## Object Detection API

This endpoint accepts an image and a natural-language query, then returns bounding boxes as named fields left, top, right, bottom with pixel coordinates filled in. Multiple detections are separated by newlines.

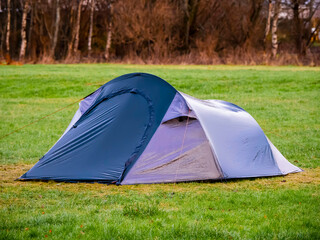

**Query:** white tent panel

left=181, top=93, right=294, bottom=178
left=266, top=137, right=302, bottom=174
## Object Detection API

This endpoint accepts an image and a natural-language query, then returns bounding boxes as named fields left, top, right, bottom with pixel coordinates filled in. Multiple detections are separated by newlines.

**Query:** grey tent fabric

left=122, top=93, right=221, bottom=184
left=266, top=137, right=302, bottom=174
left=161, top=92, right=196, bottom=122
left=181, top=93, right=301, bottom=179
left=20, top=73, right=302, bottom=184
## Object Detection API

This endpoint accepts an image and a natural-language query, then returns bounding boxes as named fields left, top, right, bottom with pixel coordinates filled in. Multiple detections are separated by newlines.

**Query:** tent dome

left=20, top=73, right=301, bottom=184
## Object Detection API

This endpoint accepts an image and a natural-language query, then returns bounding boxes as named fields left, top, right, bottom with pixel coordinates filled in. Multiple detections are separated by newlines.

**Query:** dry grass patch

left=1, top=164, right=319, bottom=197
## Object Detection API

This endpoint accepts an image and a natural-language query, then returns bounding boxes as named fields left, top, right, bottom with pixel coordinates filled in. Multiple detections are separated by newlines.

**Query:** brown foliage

left=0, top=0, right=319, bottom=65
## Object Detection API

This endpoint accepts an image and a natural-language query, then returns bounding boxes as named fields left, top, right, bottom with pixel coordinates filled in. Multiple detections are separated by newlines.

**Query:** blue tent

left=20, top=73, right=301, bottom=184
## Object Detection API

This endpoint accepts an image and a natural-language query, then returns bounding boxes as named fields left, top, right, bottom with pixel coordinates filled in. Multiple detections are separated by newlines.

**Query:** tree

left=264, top=0, right=272, bottom=50
left=289, top=0, right=320, bottom=55
left=271, top=0, right=281, bottom=58
left=5, top=0, right=11, bottom=55
left=104, top=0, right=113, bottom=61
left=303, top=0, right=320, bottom=53
left=1, top=0, right=319, bottom=64
left=183, top=0, right=199, bottom=50
left=50, top=0, right=60, bottom=59
left=239, top=0, right=264, bottom=48
left=67, top=0, right=83, bottom=59
left=73, top=0, right=83, bottom=53
left=88, top=0, right=95, bottom=57
left=19, top=0, right=30, bottom=60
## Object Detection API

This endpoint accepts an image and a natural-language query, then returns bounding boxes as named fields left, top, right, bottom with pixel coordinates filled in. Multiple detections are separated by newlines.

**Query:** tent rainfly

left=20, top=73, right=302, bottom=184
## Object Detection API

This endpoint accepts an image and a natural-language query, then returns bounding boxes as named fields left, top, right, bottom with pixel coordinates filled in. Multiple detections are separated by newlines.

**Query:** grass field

left=0, top=64, right=319, bottom=239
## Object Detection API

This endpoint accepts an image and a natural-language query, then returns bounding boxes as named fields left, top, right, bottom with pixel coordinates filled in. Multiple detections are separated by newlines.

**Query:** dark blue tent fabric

left=20, top=73, right=177, bottom=183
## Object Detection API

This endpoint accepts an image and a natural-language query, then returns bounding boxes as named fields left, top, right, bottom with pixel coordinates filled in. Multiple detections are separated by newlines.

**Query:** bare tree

left=240, top=0, right=264, bottom=48
left=12, top=0, right=18, bottom=53
left=104, top=0, right=113, bottom=61
left=67, top=1, right=76, bottom=59
left=73, top=0, right=83, bottom=53
left=303, top=0, right=320, bottom=53
left=1, top=0, right=319, bottom=64
left=67, top=0, right=83, bottom=59
left=291, top=0, right=302, bottom=53
left=50, top=0, right=60, bottom=59
left=288, top=0, right=320, bottom=55
left=271, top=0, right=281, bottom=58
left=183, top=0, right=199, bottom=50
left=264, top=0, right=272, bottom=50
left=19, top=0, right=30, bottom=60
left=5, top=0, right=11, bottom=55
left=88, top=0, right=95, bottom=57
left=27, top=0, right=34, bottom=51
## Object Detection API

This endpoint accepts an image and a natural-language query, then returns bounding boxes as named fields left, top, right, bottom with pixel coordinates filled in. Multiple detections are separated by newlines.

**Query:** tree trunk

left=183, top=0, right=198, bottom=50
left=271, top=0, right=280, bottom=58
left=50, top=0, right=60, bottom=59
left=240, top=0, right=264, bottom=48
left=292, top=1, right=301, bottom=54
left=27, top=1, right=34, bottom=52
left=67, top=2, right=76, bottom=59
left=88, top=0, right=95, bottom=57
left=302, top=0, right=319, bottom=55
left=19, top=0, right=30, bottom=60
left=73, top=0, right=83, bottom=53
left=12, top=0, right=17, bottom=53
left=264, top=0, right=272, bottom=50
left=27, top=2, right=37, bottom=61
left=104, top=0, right=113, bottom=61
left=0, top=24, right=5, bottom=57
left=5, top=0, right=11, bottom=54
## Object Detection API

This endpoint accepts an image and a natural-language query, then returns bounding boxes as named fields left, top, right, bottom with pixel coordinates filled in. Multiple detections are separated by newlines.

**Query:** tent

left=20, top=73, right=302, bottom=184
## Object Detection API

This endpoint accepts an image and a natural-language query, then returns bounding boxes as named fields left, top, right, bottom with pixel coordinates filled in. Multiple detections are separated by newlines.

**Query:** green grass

left=0, top=64, right=319, bottom=239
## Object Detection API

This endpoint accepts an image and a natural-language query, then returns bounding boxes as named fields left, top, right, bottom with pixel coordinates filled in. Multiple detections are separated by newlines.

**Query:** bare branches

left=2, top=0, right=320, bottom=64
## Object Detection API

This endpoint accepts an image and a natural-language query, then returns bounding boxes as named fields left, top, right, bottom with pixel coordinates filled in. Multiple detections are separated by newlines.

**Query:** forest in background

left=1, top=0, right=320, bottom=65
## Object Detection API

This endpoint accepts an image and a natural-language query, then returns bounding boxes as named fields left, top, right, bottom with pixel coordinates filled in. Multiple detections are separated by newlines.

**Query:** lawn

left=0, top=64, right=319, bottom=239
